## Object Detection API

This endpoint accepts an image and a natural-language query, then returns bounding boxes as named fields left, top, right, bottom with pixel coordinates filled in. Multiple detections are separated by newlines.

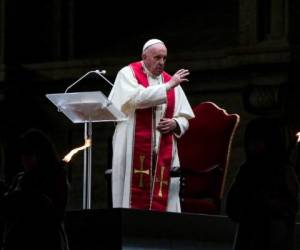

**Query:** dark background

left=0, top=0, right=300, bottom=212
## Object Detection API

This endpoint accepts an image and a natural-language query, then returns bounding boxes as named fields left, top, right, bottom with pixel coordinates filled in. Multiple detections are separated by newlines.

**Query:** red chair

left=178, top=101, right=240, bottom=214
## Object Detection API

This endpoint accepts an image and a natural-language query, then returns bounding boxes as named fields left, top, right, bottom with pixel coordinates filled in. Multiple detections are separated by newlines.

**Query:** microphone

left=64, top=69, right=113, bottom=93
left=94, top=70, right=114, bottom=87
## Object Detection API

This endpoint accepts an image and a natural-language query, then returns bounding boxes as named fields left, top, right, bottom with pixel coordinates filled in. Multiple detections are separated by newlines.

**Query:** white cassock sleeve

left=108, top=66, right=168, bottom=115
left=172, top=85, right=195, bottom=137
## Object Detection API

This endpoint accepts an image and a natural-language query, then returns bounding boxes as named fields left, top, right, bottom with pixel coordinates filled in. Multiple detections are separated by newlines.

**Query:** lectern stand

left=46, top=91, right=126, bottom=209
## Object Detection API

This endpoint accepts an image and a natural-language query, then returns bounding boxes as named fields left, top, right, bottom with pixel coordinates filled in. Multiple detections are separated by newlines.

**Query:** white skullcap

left=142, top=39, right=164, bottom=52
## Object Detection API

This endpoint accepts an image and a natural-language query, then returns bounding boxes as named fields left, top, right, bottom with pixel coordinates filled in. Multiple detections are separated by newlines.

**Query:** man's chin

left=155, top=69, right=163, bottom=76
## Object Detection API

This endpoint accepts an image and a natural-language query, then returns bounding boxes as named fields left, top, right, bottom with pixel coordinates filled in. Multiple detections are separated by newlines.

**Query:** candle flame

left=296, top=132, right=300, bottom=143
left=63, top=138, right=92, bottom=163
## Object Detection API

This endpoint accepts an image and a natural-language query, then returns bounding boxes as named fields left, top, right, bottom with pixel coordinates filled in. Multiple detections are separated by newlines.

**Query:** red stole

left=130, top=61, right=175, bottom=211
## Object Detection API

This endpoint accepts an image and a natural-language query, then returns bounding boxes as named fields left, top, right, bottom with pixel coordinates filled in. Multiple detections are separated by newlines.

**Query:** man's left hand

left=157, top=118, right=177, bottom=134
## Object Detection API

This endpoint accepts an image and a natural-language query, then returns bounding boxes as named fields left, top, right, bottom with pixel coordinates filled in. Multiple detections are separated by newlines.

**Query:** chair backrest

left=178, top=101, right=240, bottom=214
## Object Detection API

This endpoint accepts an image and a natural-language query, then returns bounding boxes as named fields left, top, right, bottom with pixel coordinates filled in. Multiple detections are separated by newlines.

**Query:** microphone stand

left=64, top=69, right=111, bottom=93
left=63, top=69, right=112, bottom=209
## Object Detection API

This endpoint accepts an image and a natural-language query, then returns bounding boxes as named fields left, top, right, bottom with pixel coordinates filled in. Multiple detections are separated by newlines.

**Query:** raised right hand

left=166, top=69, right=190, bottom=90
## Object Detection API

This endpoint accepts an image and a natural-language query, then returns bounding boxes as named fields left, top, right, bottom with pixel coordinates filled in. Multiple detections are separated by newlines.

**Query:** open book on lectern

left=46, top=91, right=127, bottom=123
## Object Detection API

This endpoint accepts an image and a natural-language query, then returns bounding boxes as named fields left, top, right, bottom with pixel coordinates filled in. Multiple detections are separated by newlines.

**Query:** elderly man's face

left=142, top=43, right=167, bottom=76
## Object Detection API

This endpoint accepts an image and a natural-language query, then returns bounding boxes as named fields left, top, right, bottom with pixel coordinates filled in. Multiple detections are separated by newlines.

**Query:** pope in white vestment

left=108, top=40, right=194, bottom=212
